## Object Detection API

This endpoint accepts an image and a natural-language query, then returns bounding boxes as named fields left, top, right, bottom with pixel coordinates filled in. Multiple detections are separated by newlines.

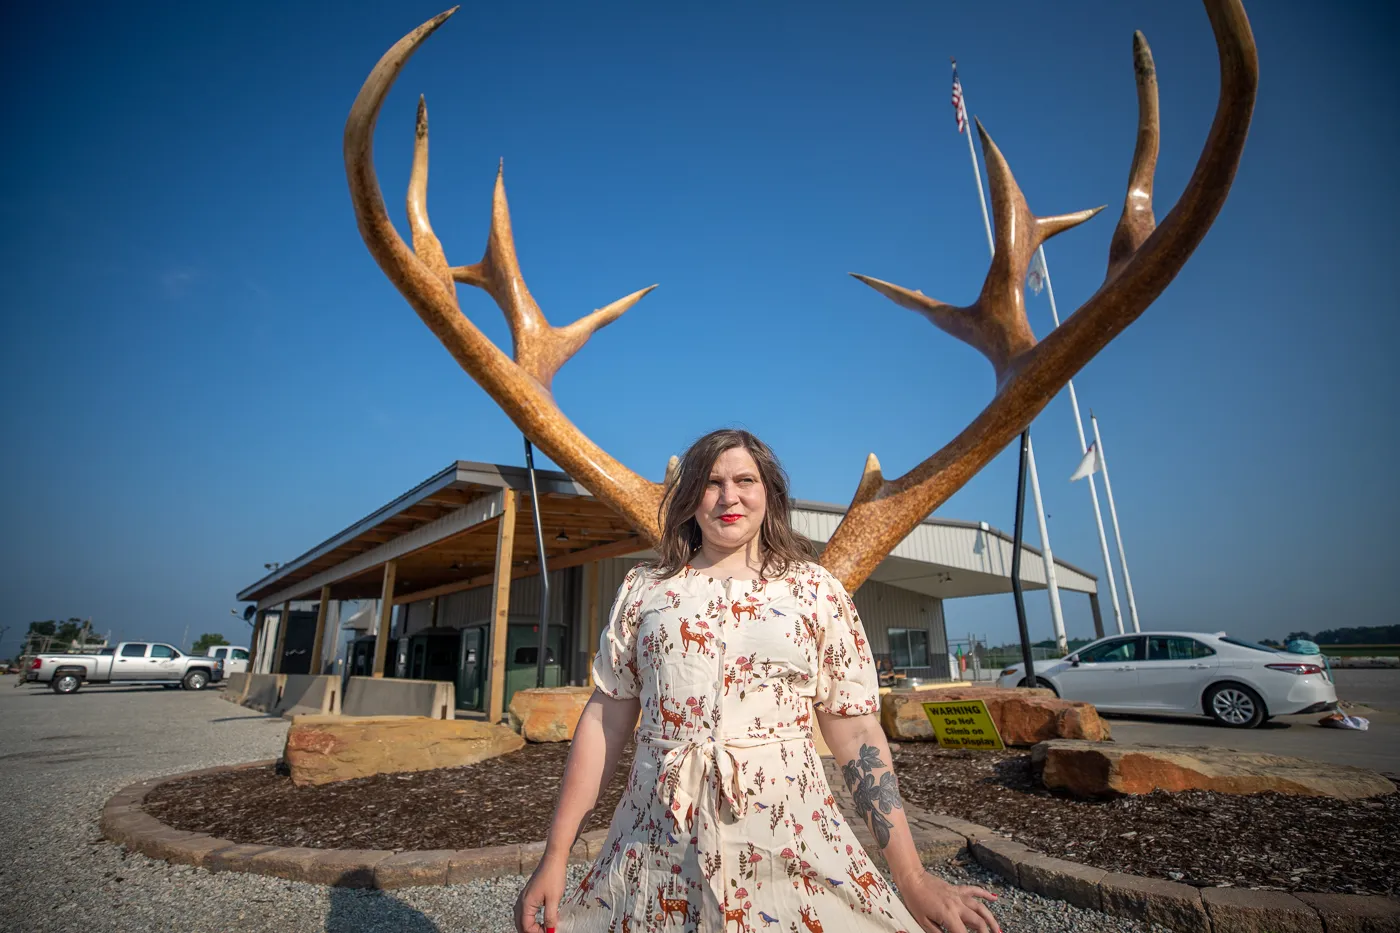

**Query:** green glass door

left=457, top=627, right=486, bottom=711
left=503, top=624, right=567, bottom=709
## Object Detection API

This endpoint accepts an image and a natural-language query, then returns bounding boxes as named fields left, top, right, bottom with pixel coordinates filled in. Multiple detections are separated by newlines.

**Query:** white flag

left=1027, top=249, right=1047, bottom=295
left=1070, top=442, right=1100, bottom=482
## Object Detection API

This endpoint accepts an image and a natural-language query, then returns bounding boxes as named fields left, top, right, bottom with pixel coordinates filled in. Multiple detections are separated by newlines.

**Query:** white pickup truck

left=206, top=645, right=250, bottom=675
left=26, top=642, right=223, bottom=694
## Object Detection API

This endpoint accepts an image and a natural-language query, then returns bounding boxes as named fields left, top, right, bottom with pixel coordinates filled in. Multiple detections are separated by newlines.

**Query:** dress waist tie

left=636, top=728, right=812, bottom=929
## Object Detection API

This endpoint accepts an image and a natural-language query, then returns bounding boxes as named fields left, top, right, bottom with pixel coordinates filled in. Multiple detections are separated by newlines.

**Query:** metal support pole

left=524, top=439, right=552, bottom=689
left=1011, top=431, right=1037, bottom=687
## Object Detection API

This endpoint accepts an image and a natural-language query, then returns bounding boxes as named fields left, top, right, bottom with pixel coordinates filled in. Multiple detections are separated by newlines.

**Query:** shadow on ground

left=327, top=887, right=441, bottom=932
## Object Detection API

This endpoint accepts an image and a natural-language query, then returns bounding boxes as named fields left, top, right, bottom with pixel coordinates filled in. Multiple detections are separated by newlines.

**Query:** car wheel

left=51, top=673, right=82, bottom=695
left=1205, top=682, right=1265, bottom=728
left=182, top=670, right=209, bottom=691
left=1018, top=676, right=1059, bottom=696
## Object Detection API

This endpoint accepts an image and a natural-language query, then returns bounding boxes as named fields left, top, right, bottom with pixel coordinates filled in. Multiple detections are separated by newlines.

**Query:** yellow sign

left=921, top=699, right=1005, bottom=750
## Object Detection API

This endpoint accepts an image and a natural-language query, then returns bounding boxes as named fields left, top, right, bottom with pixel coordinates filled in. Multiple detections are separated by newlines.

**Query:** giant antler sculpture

left=345, top=0, right=1257, bottom=592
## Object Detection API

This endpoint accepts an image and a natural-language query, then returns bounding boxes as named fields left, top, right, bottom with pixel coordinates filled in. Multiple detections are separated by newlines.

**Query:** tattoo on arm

left=839, top=743, right=904, bottom=849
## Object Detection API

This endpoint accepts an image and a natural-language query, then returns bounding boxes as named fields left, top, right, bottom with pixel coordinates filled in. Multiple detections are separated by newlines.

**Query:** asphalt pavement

left=1102, top=668, right=1400, bottom=777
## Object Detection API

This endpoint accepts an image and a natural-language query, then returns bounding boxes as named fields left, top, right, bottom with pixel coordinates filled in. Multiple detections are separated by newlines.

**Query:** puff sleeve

left=812, top=568, right=880, bottom=716
left=590, top=563, right=649, bottom=700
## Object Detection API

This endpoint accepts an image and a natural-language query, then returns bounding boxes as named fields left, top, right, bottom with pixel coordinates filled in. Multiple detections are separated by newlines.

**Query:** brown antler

left=345, top=8, right=665, bottom=542
left=821, top=0, right=1257, bottom=590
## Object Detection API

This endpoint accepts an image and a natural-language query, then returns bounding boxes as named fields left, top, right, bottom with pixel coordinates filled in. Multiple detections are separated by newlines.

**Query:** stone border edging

left=99, top=761, right=607, bottom=890
left=927, top=814, right=1400, bottom=933
left=101, top=760, right=1400, bottom=931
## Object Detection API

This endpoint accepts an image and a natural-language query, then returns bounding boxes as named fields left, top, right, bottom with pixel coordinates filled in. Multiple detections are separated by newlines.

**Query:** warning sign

left=921, top=699, right=1005, bottom=750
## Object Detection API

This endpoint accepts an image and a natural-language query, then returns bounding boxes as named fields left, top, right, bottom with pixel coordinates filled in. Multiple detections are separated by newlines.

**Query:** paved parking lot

left=1103, top=669, right=1400, bottom=776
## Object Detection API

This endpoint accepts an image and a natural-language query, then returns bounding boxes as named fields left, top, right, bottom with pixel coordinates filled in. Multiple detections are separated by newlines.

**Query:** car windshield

left=1219, top=636, right=1280, bottom=654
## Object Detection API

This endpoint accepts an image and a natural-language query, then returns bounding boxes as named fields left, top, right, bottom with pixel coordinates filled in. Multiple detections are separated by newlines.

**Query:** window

left=1148, top=636, right=1216, bottom=661
left=1220, top=636, right=1278, bottom=654
left=99, top=648, right=115, bottom=657
left=888, top=629, right=930, bottom=669
left=212, top=648, right=227, bottom=659
left=120, top=644, right=148, bottom=658
left=150, top=645, right=176, bottom=659
left=231, top=649, right=249, bottom=661
left=512, top=647, right=556, bottom=666
left=1079, top=637, right=1142, bottom=664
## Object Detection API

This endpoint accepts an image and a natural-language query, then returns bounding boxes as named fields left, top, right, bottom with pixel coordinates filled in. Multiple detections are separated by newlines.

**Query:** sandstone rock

left=1034, top=740, right=1397, bottom=800
left=508, top=686, right=595, bottom=742
left=879, top=686, right=1110, bottom=746
left=283, top=715, right=525, bottom=787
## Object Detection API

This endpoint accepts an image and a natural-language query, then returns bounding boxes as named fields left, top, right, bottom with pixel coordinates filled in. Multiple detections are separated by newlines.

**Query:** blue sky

left=2, top=1, right=1396, bottom=657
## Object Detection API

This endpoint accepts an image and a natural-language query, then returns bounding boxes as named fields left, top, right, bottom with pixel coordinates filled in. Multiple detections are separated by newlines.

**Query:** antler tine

left=408, top=95, right=456, bottom=296
left=346, top=8, right=665, bottom=542
left=450, top=167, right=658, bottom=390
left=822, top=0, right=1257, bottom=592
left=1107, top=31, right=1161, bottom=281
left=851, top=120, right=1103, bottom=386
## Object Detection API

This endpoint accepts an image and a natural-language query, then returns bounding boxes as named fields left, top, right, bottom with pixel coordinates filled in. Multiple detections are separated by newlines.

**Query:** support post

left=310, top=585, right=331, bottom=676
left=584, top=561, right=600, bottom=687
left=248, top=610, right=266, bottom=674
left=272, top=600, right=292, bottom=674
left=1088, top=592, right=1105, bottom=640
left=488, top=489, right=519, bottom=723
left=1010, top=431, right=1037, bottom=688
left=372, top=561, right=397, bottom=677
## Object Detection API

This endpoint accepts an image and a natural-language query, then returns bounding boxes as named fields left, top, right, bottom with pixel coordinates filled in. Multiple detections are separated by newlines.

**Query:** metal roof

left=237, top=460, right=1098, bottom=607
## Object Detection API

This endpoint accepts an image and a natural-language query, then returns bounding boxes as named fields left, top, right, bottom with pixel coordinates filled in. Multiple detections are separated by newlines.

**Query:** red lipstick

left=719, top=514, right=742, bottom=524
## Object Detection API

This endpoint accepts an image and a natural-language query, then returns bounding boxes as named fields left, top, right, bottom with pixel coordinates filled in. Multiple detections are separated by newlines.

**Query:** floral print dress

left=560, top=561, right=919, bottom=933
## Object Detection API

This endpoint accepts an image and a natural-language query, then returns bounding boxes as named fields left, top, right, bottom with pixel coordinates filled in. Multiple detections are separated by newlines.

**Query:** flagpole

left=1037, top=246, right=1126, bottom=634
left=1091, top=414, right=1140, bottom=631
left=952, top=60, right=1068, bottom=654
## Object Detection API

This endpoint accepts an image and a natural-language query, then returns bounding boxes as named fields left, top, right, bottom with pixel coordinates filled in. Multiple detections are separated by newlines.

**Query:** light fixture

left=555, top=529, right=569, bottom=542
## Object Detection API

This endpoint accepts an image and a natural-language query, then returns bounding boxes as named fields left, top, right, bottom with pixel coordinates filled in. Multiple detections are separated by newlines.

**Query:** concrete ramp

left=221, top=672, right=249, bottom=702
left=274, top=674, right=340, bottom=719
left=243, top=673, right=286, bottom=712
left=341, top=677, right=455, bottom=720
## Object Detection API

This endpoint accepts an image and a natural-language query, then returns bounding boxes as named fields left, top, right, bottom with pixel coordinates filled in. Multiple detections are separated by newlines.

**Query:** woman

left=516, top=430, right=1002, bottom=933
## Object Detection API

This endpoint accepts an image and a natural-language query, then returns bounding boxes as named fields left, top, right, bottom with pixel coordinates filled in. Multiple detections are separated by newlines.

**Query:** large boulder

left=880, top=686, right=1110, bottom=746
left=508, top=686, right=595, bottom=742
left=1034, top=739, right=1397, bottom=800
left=283, top=715, right=525, bottom=786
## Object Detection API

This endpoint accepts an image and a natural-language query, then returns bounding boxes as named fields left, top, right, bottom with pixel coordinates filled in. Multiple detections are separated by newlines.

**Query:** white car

left=995, top=631, right=1337, bottom=728
left=206, top=645, right=250, bottom=676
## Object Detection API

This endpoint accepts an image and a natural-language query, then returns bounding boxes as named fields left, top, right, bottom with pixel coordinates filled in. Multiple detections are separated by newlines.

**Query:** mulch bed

left=143, top=742, right=1397, bottom=896
left=144, top=743, right=633, bottom=852
left=892, top=745, right=1399, bottom=896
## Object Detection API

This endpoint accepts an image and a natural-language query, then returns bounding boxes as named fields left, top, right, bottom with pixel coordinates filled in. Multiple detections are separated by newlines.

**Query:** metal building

left=236, top=461, right=1099, bottom=720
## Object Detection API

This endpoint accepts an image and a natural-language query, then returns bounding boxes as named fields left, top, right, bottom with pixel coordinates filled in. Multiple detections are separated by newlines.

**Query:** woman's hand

left=896, top=869, right=1002, bottom=933
left=514, top=856, right=567, bottom=933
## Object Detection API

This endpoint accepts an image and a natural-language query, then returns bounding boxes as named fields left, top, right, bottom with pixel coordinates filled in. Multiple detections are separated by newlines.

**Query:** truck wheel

left=51, top=673, right=82, bottom=695
left=182, top=670, right=209, bottom=691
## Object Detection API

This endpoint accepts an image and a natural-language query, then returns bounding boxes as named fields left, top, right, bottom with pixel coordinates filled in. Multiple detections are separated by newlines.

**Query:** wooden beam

left=393, top=534, right=644, bottom=605
left=584, top=561, right=600, bottom=688
left=371, top=560, right=397, bottom=677
left=309, top=585, right=331, bottom=675
left=248, top=610, right=267, bottom=674
left=487, top=489, right=518, bottom=724
left=271, top=601, right=292, bottom=673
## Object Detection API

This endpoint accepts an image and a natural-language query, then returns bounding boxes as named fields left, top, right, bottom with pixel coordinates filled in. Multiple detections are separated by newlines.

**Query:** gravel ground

left=0, top=675, right=1168, bottom=932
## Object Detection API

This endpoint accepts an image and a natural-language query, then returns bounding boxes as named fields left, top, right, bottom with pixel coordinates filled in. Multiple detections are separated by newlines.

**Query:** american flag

left=951, top=60, right=968, bottom=133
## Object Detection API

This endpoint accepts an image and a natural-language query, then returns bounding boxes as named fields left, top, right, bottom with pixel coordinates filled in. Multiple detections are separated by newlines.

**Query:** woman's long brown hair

left=649, top=429, right=814, bottom=580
